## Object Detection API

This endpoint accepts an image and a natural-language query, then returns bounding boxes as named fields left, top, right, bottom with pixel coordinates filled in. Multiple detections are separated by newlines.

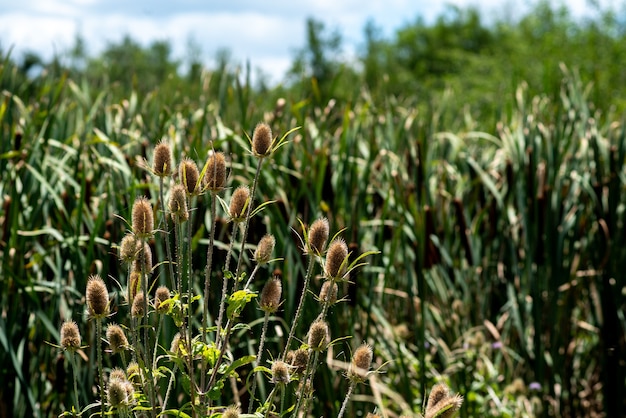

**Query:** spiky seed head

left=204, top=151, right=227, bottom=192
left=319, top=281, right=338, bottom=305
left=155, top=286, right=171, bottom=313
left=131, top=292, right=146, bottom=318
left=168, top=183, right=189, bottom=223
left=222, top=405, right=240, bottom=418
left=290, top=348, right=309, bottom=375
left=108, top=378, right=128, bottom=407
left=109, top=367, right=126, bottom=382
left=254, top=234, right=275, bottom=265
left=229, top=185, right=250, bottom=222
left=170, top=333, right=181, bottom=354
left=425, top=383, right=450, bottom=413
left=348, top=343, right=373, bottom=382
left=260, top=277, right=282, bottom=313
left=308, top=217, right=329, bottom=255
left=60, top=320, right=81, bottom=351
left=252, top=123, right=273, bottom=157
left=153, top=141, right=172, bottom=177
left=123, top=381, right=135, bottom=405
left=285, top=350, right=295, bottom=365
left=106, top=324, right=129, bottom=354
left=119, top=234, right=138, bottom=264
left=179, top=157, right=200, bottom=195
left=425, top=390, right=463, bottom=418
left=132, top=242, right=152, bottom=274
left=325, top=238, right=348, bottom=279
left=308, top=319, right=330, bottom=351
left=271, top=360, right=290, bottom=385
left=131, top=197, right=153, bottom=238
left=128, top=271, right=141, bottom=303
left=86, top=274, right=109, bottom=318
left=126, top=362, right=141, bottom=385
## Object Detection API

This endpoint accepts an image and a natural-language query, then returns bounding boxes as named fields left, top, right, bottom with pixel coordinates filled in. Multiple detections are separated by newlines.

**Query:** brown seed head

left=132, top=242, right=152, bottom=274
left=222, top=405, right=240, bottom=418
left=325, top=238, right=348, bottom=279
left=319, top=281, right=338, bottom=305
left=308, top=319, right=330, bottom=351
left=426, top=383, right=450, bottom=412
left=86, top=274, right=109, bottom=318
left=126, top=362, right=141, bottom=385
left=106, top=323, right=129, bottom=354
left=132, top=197, right=154, bottom=237
left=108, top=378, right=128, bottom=407
left=204, top=151, right=227, bottom=192
left=60, top=320, right=81, bottom=351
left=348, top=343, right=373, bottom=382
left=153, top=141, right=172, bottom=177
left=109, top=367, right=126, bottom=382
left=131, top=292, right=146, bottom=318
left=155, top=286, right=171, bottom=313
left=254, top=234, right=275, bottom=265
left=271, top=360, right=290, bottom=385
left=119, top=234, right=138, bottom=264
left=128, top=271, right=141, bottom=303
left=308, top=217, right=329, bottom=255
left=425, top=389, right=463, bottom=418
left=260, top=277, right=282, bottom=313
left=229, top=185, right=250, bottom=222
left=290, top=348, right=309, bottom=375
left=179, top=157, right=199, bottom=195
left=168, top=183, right=189, bottom=223
left=252, top=123, right=273, bottom=157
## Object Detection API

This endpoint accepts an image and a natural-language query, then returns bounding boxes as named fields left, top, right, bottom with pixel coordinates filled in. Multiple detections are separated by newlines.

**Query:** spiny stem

left=337, top=381, right=356, bottom=418
left=95, top=318, right=105, bottom=418
left=201, top=193, right=218, bottom=401
left=185, top=195, right=197, bottom=417
left=215, top=222, right=239, bottom=349
left=139, top=238, right=157, bottom=418
left=282, top=256, right=316, bottom=360
left=68, top=351, right=80, bottom=413
left=248, top=311, right=271, bottom=413
left=162, top=364, right=178, bottom=414
left=159, top=176, right=176, bottom=291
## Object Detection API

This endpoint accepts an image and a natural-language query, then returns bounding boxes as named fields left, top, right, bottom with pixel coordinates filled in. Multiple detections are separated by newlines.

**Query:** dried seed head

left=229, top=185, right=250, bottom=222
left=86, top=274, right=109, bottom=318
left=308, top=217, right=329, bottom=255
left=425, top=383, right=452, bottom=417
left=60, top=320, right=81, bottom=351
left=307, top=319, right=330, bottom=351
left=132, top=197, right=154, bottom=238
left=179, top=157, right=200, bottom=195
left=254, top=234, right=275, bottom=265
left=109, top=367, right=126, bottom=382
left=290, top=348, right=309, bottom=375
left=348, top=343, right=373, bottom=382
left=132, top=242, right=152, bottom=274
left=271, top=360, right=290, bottom=385
left=260, top=277, right=282, bottom=313
left=170, top=333, right=181, bottom=354
left=131, top=292, right=146, bottom=318
left=128, top=271, right=141, bottom=303
left=325, top=238, right=348, bottom=279
left=425, top=387, right=463, bottom=418
left=223, top=405, right=240, bottom=418
left=126, top=362, right=141, bottom=385
left=252, top=123, right=273, bottom=157
left=168, top=183, right=189, bottom=223
left=153, top=141, right=172, bottom=177
left=204, top=151, right=227, bottom=192
left=108, top=378, right=128, bottom=407
left=155, top=286, right=171, bottom=313
left=119, top=234, right=138, bottom=264
left=106, top=323, right=129, bottom=354
left=319, top=281, right=338, bottom=305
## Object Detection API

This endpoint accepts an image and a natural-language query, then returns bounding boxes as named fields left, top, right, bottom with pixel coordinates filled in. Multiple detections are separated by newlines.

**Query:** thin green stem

left=68, top=351, right=81, bottom=413
left=185, top=195, right=197, bottom=417
left=248, top=311, right=271, bottom=413
left=153, top=314, right=164, bottom=371
left=201, top=193, right=218, bottom=401
left=282, top=256, right=316, bottom=360
left=159, top=176, right=176, bottom=291
left=95, top=318, right=105, bottom=418
left=140, top=237, right=157, bottom=418
left=337, top=381, right=356, bottom=418
left=162, top=364, right=178, bottom=414
left=215, top=222, right=239, bottom=349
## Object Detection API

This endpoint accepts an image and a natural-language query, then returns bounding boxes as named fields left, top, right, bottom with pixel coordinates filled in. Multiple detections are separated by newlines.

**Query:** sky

left=0, top=0, right=621, bottom=83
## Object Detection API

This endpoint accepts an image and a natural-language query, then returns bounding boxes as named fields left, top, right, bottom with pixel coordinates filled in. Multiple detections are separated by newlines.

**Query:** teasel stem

left=95, top=317, right=105, bottom=418
left=337, top=381, right=356, bottom=418
left=293, top=349, right=319, bottom=417
left=201, top=192, right=218, bottom=401
left=206, top=319, right=234, bottom=402
left=162, top=364, right=178, bottom=414
left=153, top=313, right=164, bottom=371
left=139, top=238, right=157, bottom=418
left=185, top=195, right=197, bottom=416
left=214, top=222, right=239, bottom=350
left=282, top=255, right=315, bottom=360
left=67, top=350, right=81, bottom=412
left=242, top=263, right=261, bottom=292
left=247, top=310, right=271, bottom=413
left=262, top=386, right=277, bottom=418
left=127, top=264, right=137, bottom=364
left=159, top=177, right=176, bottom=291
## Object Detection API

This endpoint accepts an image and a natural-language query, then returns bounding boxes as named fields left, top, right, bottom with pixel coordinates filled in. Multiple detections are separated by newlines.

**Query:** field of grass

left=1, top=44, right=625, bottom=418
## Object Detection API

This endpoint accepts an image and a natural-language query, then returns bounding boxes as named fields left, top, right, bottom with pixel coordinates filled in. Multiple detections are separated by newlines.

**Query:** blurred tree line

left=2, top=0, right=626, bottom=122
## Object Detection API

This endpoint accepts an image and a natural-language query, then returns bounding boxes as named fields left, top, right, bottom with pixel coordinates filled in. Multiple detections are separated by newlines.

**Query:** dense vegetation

left=1, top=1, right=625, bottom=416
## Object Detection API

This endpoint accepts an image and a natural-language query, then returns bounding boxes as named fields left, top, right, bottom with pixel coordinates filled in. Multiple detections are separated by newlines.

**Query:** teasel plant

left=85, top=274, right=110, bottom=418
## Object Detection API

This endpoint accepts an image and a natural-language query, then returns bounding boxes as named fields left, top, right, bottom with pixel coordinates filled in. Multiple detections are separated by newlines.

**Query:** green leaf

left=226, top=289, right=257, bottom=319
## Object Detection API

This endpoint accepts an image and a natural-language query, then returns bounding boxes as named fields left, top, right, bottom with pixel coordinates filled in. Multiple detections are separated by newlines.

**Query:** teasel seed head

left=271, top=360, right=290, bottom=385
left=109, top=367, right=126, bottom=382
left=348, top=343, right=373, bottom=382
left=319, top=281, right=338, bottom=305
left=86, top=274, right=109, bottom=318
left=155, top=285, right=171, bottom=313
left=252, top=122, right=273, bottom=158
left=425, top=383, right=463, bottom=418
left=170, top=332, right=182, bottom=354
left=60, top=320, right=81, bottom=351
left=119, top=234, right=138, bottom=264
left=126, top=361, right=142, bottom=385
left=289, top=348, right=309, bottom=375
left=365, top=414, right=381, bottom=418
left=254, top=234, right=275, bottom=265
left=106, top=323, right=129, bottom=354
left=260, top=276, right=282, bottom=313
left=179, top=157, right=200, bottom=195
left=308, top=217, right=329, bottom=255
left=153, top=141, right=172, bottom=177
left=132, top=242, right=152, bottom=274
left=325, top=238, right=348, bottom=279
left=128, top=271, right=141, bottom=303
left=307, top=319, right=330, bottom=351
left=229, top=185, right=250, bottom=222
left=168, top=183, right=189, bottom=223
left=131, top=196, right=154, bottom=238
left=108, top=378, right=128, bottom=407
left=223, top=405, right=240, bottom=418
left=204, top=151, right=227, bottom=192
left=131, top=291, right=146, bottom=318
